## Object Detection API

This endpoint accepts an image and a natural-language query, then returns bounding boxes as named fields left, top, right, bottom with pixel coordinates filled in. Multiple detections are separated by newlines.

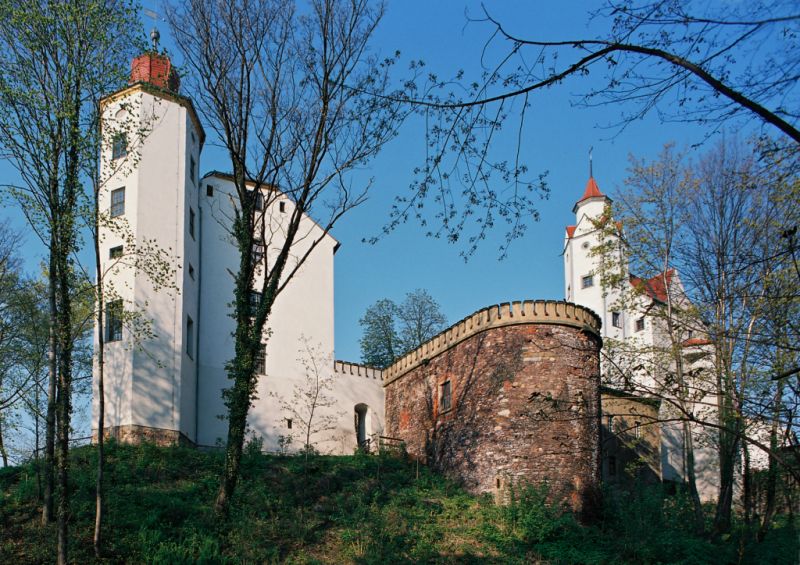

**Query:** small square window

left=112, top=134, right=127, bottom=160
left=186, top=316, right=194, bottom=359
left=440, top=380, right=452, bottom=412
left=635, top=317, right=645, bottom=332
left=109, top=245, right=123, bottom=259
left=581, top=274, right=594, bottom=288
left=612, top=312, right=621, bottom=328
left=189, top=208, right=195, bottom=239
left=110, top=187, right=125, bottom=217
left=106, top=300, right=123, bottom=342
left=279, top=201, right=286, bottom=213
left=206, top=184, right=214, bottom=197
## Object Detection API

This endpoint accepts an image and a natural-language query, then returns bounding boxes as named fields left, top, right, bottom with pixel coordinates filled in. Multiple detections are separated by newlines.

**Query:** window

left=606, top=414, right=614, bottom=431
left=190, top=156, right=196, bottom=184
left=188, top=263, right=195, bottom=280
left=110, top=188, right=125, bottom=217
left=247, top=189, right=264, bottom=211
left=112, top=134, right=127, bottom=160
left=109, top=245, right=123, bottom=259
left=635, top=317, right=645, bottom=332
left=189, top=208, right=195, bottom=239
left=612, top=312, right=621, bottom=328
left=254, top=344, right=266, bottom=374
left=106, top=300, right=123, bottom=342
left=249, top=290, right=262, bottom=317
left=581, top=274, right=594, bottom=288
left=286, top=418, right=292, bottom=430
left=251, top=239, right=265, bottom=264
left=440, top=380, right=452, bottom=412
left=186, top=316, right=194, bottom=359
left=279, top=201, right=286, bottom=213
left=634, top=421, right=641, bottom=439
left=206, top=184, right=214, bottom=197
left=608, top=456, right=617, bottom=477
left=687, top=330, right=694, bottom=339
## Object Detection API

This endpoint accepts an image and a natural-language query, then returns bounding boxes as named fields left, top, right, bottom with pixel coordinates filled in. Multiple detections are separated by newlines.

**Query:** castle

left=94, top=48, right=718, bottom=510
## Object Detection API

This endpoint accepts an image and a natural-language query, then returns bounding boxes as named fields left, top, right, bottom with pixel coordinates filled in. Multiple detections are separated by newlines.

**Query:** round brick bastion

left=383, top=300, right=602, bottom=515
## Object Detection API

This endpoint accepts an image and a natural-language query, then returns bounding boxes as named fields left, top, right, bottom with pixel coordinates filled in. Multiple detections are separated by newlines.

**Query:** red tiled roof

left=565, top=225, right=576, bottom=238
left=682, top=337, right=712, bottom=347
left=630, top=269, right=675, bottom=303
left=577, top=176, right=605, bottom=204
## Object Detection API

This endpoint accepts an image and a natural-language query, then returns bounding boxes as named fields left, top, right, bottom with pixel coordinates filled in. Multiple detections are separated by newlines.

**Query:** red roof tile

left=682, top=337, right=712, bottom=347
left=577, top=176, right=605, bottom=204
left=630, top=269, right=675, bottom=303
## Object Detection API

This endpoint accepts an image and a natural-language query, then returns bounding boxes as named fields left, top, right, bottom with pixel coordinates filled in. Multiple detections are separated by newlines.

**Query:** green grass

left=0, top=442, right=796, bottom=564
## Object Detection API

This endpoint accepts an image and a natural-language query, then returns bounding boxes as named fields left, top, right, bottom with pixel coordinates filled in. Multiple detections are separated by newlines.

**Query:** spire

left=572, top=174, right=610, bottom=214
left=589, top=146, right=593, bottom=179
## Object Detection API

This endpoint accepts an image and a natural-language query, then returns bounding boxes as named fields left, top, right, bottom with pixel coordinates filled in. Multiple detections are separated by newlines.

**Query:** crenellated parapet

left=383, top=300, right=601, bottom=386
left=334, top=360, right=384, bottom=381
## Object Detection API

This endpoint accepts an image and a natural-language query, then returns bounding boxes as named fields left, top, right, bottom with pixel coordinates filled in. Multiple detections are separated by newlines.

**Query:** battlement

left=334, top=360, right=383, bottom=381
left=383, top=300, right=601, bottom=386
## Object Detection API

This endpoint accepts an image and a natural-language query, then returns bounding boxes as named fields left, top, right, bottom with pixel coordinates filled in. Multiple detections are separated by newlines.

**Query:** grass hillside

left=0, top=442, right=796, bottom=564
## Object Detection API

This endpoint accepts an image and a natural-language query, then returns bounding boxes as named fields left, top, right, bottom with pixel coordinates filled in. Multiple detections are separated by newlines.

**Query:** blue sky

left=0, top=1, right=771, bottom=364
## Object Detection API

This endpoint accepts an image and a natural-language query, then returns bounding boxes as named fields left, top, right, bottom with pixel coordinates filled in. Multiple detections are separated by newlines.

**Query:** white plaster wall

left=197, top=174, right=361, bottom=453
left=94, top=89, right=197, bottom=441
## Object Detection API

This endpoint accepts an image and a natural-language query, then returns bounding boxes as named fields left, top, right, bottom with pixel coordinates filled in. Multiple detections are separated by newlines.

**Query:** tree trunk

left=683, top=420, right=705, bottom=534
left=93, top=234, right=105, bottom=557
left=0, top=415, right=8, bottom=467
left=42, top=246, right=57, bottom=526
left=758, top=384, right=783, bottom=541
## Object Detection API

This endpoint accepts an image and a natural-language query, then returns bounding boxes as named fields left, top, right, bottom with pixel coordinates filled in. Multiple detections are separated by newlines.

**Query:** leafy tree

left=596, top=139, right=799, bottom=536
left=360, top=289, right=447, bottom=368
left=275, top=339, right=342, bottom=460
left=359, top=299, right=400, bottom=368
left=167, top=0, right=406, bottom=514
left=0, top=1, right=139, bottom=561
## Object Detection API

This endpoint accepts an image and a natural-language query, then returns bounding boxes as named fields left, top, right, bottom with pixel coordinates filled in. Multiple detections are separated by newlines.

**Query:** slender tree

left=168, top=0, right=406, bottom=514
left=0, top=1, right=139, bottom=561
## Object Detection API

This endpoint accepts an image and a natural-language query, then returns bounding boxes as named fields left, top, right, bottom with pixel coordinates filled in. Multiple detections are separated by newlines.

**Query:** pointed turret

left=572, top=176, right=611, bottom=213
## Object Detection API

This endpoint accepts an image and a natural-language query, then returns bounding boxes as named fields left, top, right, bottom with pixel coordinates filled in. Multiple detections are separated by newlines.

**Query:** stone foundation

left=93, top=425, right=194, bottom=447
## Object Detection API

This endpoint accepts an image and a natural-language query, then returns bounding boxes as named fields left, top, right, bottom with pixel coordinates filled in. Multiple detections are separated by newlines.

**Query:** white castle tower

left=94, top=47, right=204, bottom=444
left=93, top=45, right=385, bottom=450
left=563, top=172, right=720, bottom=501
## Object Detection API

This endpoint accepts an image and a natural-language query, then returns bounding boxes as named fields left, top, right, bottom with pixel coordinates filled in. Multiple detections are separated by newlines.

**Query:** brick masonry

left=384, top=303, right=602, bottom=515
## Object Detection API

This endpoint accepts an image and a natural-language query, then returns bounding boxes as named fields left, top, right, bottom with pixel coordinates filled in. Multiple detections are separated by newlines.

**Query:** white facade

left=564, top=176, right=720, bottom=500
left=93, top=60, right=384, bottom=454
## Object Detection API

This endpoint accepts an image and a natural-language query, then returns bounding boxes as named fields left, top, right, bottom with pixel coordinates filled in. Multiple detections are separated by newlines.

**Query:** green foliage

left=0, top=444, right=796, bottom=563
left=360, top=289, right=447, bottom=368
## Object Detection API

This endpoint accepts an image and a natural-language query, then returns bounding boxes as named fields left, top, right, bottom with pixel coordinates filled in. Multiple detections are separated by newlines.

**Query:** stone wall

left=383, top=301, right=602, bottom=516
left=94, top=425, right=194, bottom=447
